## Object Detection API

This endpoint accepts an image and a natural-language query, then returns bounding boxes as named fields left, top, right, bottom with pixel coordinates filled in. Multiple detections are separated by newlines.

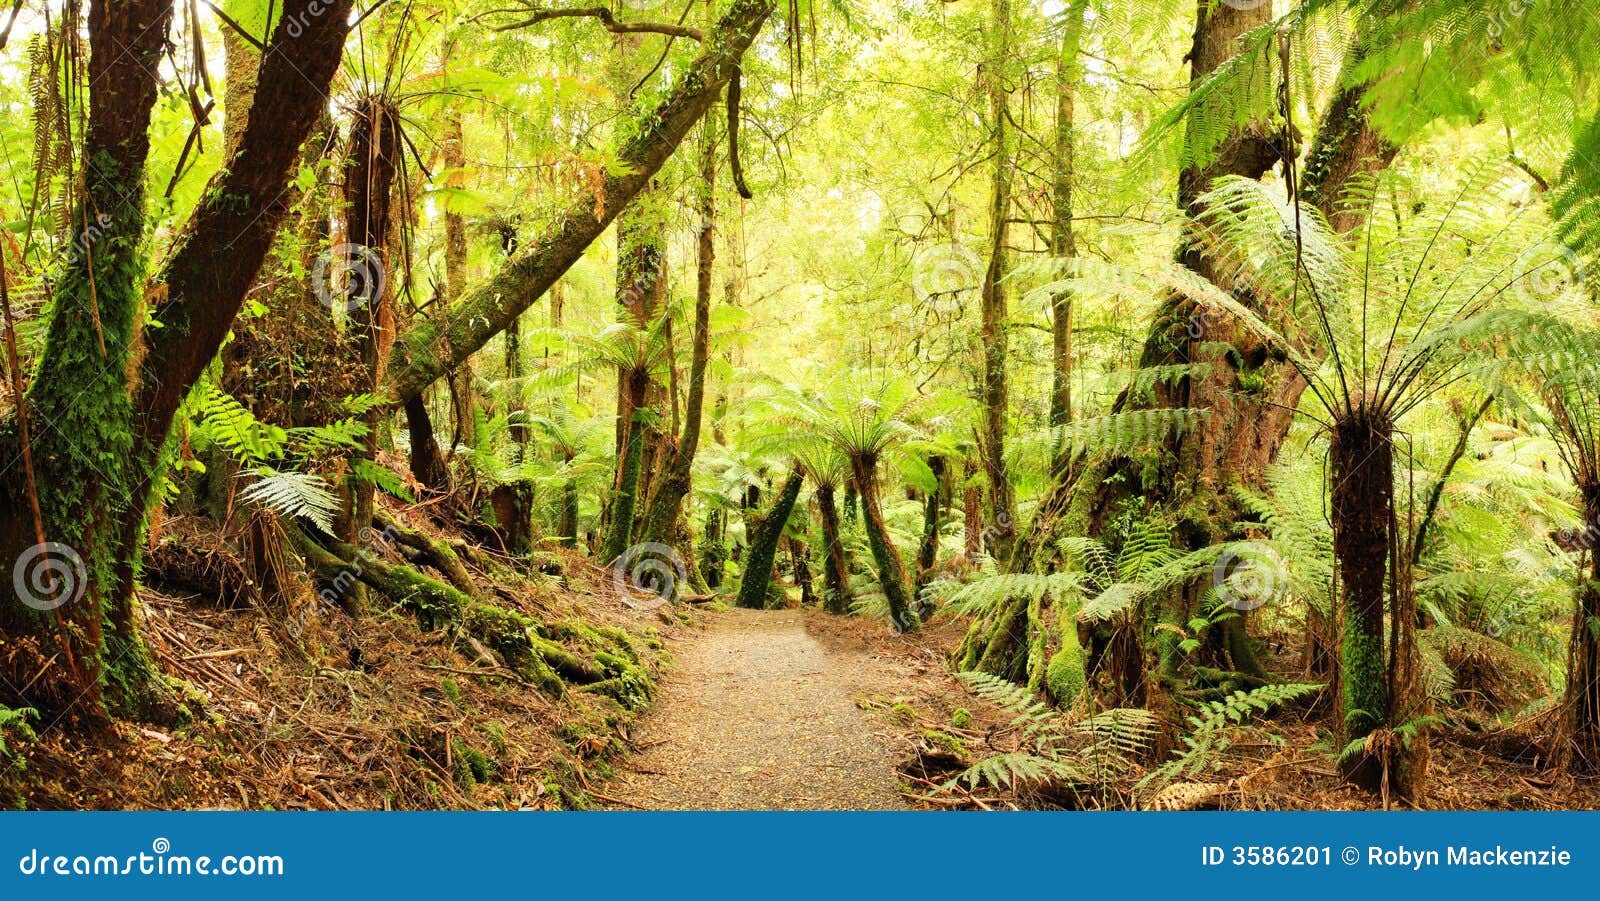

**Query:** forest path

left=603, top=608, right=907, bottom=810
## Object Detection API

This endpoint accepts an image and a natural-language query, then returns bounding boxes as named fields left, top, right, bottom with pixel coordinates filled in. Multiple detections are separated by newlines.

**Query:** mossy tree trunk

left=977, top=0, right=1018, bottom=562
left=1331, top=406, right=1427, bottom=799
left=0, top=0, right=176, bottom=718
left=639, top=120, right=717, bottom=549
left=851, top=453, right=917, bottom=631
left=817, top=484, right=851, bottom=614
left=967, top=6, right=1399, bottom=698
left=2, top=0, right=354, bottom=720
left=736, top=470, right=804, bottom=609
left=603, top=375, right=650, bottom=564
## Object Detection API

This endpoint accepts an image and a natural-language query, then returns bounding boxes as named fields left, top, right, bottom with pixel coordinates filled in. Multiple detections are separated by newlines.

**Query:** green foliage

left=950, top=672, right=1157, bottom=795
left=1139, top=682, right=1322, bottom=794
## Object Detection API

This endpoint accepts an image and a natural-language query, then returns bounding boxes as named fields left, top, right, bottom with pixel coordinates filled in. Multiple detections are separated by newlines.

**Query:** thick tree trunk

left=1330, top=406, right=1427, bottom=798
left=0, top=0, right=176, bottom=717
left=736, top=470, right=804, bottom=609
left=603, top=371, right=651, bottom=563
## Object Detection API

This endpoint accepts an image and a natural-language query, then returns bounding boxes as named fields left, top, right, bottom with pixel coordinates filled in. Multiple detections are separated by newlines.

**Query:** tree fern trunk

left=818, top=484, right=851, bottom=614
left=851, top=453, right=917, bottom=631
left=1566, top=485, right=1600, bottom=771
left=736, top=470, right=804, bottom=609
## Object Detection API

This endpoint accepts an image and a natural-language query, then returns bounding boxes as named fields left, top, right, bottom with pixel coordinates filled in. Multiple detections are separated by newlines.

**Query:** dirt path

left=605, top=608, right=908, bottom=810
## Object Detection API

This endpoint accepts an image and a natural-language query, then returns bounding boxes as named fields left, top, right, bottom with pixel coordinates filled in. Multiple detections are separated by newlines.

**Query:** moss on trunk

left=736, top=470, right=804, bottom=609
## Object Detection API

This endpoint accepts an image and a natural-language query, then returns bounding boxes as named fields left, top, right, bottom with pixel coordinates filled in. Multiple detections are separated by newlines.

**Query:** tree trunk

left=978, top=0, right=1017, bottom=561
left=736, top=470, right=804, bottom=609
left=336, top=96, right=403, bottom=568
left=0, top=0, right=177, bottom=718
left=1566, top=485, right=1600, bottom=771
left=639, top=120, right=717, bottom=545
left=1049, top=0, right=1087, bottom=437
left=851, top=453, right=917, bottom=631
left=916, top=454, right=947, bottom=588
left=603, top=371, right=651, bottom=564
left=1331, top=406, right=1397, bottom=792
left=817, top=484, right=851, bottom=614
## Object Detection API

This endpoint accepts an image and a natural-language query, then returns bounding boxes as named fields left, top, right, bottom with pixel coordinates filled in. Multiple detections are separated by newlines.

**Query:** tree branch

left=492, top=5, right=703, bottom=41
left=386, top=0, right=774, bottom=404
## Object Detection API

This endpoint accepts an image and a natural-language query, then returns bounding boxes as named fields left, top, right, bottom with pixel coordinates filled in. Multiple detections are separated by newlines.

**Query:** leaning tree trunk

left=386, top=0, right=777, bottom=404
left=851, top=452, right=917, bottom=631
left=736, top=470, right=804, bottom=609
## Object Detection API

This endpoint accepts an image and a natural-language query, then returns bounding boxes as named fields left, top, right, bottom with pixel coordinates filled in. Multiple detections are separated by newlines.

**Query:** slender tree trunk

left=916, top=454, right=947, bottom=587
left=736, top=470, right=804, bottom=609
left=1049, top=0, right=1087, bottom=437
left=639, top=121, right=717, bottom=545
left=603, top=372, right=650, bottom=563
left=442, top=109, right=476, bottom=450
left=978, top=0, right=1017, bottom=560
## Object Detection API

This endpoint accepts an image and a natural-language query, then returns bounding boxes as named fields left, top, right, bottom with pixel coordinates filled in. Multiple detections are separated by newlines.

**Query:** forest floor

left=600, top=608, right=909, bottom=809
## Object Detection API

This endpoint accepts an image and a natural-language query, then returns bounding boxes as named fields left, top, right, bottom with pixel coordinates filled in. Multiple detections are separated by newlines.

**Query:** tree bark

left=977, top=0, right=1017, bottom=561
left=851, top=453, right=917, bottom=631
left=736, top=470, right=804, bottom=609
